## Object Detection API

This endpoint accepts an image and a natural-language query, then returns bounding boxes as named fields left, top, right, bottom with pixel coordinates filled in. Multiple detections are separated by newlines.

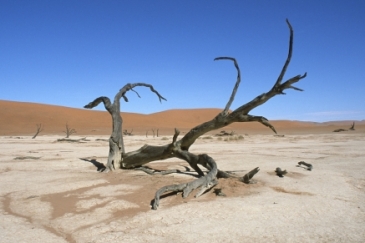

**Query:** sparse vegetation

left=14, top=156, right=41, bottom=160
left=333, top=122, right=355, bottom=132
left=57, top=137, right=88, bottom=143
left=333, top=129, right=346, bottom=133
left=123, top=129, right=134, bottom=136
left=215, top=130, right=235, bottom=137
left=222, top=135, right=244, bottom=142
left=274, top=134, right=285, bottom=137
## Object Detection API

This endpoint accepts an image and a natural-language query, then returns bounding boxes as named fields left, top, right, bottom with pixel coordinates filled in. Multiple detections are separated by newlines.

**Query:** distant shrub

left=223, top=135, right=244, bottom=142
left=161, top=137, right=169, bottom=140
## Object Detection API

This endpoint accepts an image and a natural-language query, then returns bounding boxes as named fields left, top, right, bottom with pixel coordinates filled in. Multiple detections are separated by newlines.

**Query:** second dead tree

left=63, top=123, right=77, bottom=138
left=32, top=123, right=44, bottom=139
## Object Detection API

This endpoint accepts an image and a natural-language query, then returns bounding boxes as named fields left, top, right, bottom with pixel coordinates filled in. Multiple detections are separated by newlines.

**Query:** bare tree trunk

left=349, top=122, right=355, bottom=130
left=85, top=19, right=307, bottom=208
left=63, top=123, right=76, bottom=138
left=32, top=124, right=44, bottom=139
left=84, top=83, right=166, bottom=172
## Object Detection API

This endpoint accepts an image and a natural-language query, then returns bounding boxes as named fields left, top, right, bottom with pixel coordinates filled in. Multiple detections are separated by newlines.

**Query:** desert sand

left=0, top=100, right=365, bottom=242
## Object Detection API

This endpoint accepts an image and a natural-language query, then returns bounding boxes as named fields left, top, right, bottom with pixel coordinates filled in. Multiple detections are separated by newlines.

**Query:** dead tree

left=123, top=129, right=134, bottom=136
left=32, top=124, right=44, bottom=139
left=84, top=19, right=306, bottom=209
left=84, top=84, right=166, bottom=172
left=349, top=122, right=355, bottom=131
left=63, top=123, right=77, bottom=138
left=333, top=128, right=346, bottom=132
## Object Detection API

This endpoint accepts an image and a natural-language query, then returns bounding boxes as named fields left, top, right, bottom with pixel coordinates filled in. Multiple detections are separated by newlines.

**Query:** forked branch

left=63, top=123, right=77, bottom=138
left=84, top=82, right=166, bottom=172
left=32, top=123, right=44, bottom=139
left=214, top=57, right=241, bottom=115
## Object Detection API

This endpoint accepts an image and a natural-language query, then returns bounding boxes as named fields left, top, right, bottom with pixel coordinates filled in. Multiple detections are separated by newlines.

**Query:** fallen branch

left=297, top=161, right=313, bottom=171
left=14, top=156, right=41, bottom=160
left=152, top=154, right=218, bottom=210
left=275, top=167, right=287, bottom=177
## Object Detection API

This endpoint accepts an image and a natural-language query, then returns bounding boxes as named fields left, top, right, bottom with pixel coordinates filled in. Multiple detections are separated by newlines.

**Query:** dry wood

left=84, top=83, right=166, bottom=172
left=298, top=161, right=313, bottom=171
left=63, top=123, right=76, bottom=138
left=275, top=167, right=287, bottom=177
left=14, top=156, right=41, bottom=160
left=32, top=123, right=44, bottom=139
left=84, top=19, right=306, bottom=209
left=123, top=129, right=133, bottom=136
left=349, top=122, right=355, bottom=131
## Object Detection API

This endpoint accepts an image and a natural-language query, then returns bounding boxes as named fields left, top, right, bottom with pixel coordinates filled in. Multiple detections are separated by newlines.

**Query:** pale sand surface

left=1, top=100, right=365, bottom=242
left=1, top=133, right=364, bottom=242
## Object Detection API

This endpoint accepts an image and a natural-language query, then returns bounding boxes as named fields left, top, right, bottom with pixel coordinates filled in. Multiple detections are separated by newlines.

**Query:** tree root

left=217, top=167, right=260, bottom=184
left=103, top=138, right=121, bottom=172
left=151, top=154, right=218, bottom=210
left=241, top=167, right=260, bottom=184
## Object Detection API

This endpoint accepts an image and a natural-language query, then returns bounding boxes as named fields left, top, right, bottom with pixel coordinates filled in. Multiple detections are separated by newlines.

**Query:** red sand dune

left=0, top=100, right=364, bottom=136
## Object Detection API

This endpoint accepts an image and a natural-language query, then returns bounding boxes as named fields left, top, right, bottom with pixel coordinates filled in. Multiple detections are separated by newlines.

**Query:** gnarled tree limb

left=85, top=19, right=307, bottom=209
left=152, top=153, right=218, bottom=210
left=84, top=83, right=166, bottom=172
left=214, top=57, right=241, bottom=115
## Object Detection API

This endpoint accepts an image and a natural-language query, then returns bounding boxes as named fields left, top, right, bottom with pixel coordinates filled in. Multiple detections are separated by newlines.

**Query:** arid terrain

left=0, top=100, right=364, bottom=242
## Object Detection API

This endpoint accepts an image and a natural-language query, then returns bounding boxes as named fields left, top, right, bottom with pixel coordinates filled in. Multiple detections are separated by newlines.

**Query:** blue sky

left=1, top=0, right=364, bottom=122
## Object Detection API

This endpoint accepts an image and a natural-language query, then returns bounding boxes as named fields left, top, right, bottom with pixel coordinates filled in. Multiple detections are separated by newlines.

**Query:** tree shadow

left=80, top=158, right=106, bottom=172
left=137, top=165, right=201, bottom=178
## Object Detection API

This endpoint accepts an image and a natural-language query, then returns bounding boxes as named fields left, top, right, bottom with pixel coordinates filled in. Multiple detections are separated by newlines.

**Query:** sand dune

left=0, top=100, right=364, bottom=136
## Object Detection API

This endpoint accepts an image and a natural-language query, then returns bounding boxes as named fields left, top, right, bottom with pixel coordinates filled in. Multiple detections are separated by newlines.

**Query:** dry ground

left=1, top=133, right=364, bottom=242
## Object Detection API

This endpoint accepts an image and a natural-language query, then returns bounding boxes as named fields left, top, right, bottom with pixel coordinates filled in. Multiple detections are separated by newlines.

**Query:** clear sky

left=1, top=0, right=364, bottom=122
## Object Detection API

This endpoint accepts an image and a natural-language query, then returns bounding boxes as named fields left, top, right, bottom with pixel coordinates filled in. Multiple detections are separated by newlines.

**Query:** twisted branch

left=152, top=154, right=218, bottom=210
left=214, top=57, right=241, bottom=115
